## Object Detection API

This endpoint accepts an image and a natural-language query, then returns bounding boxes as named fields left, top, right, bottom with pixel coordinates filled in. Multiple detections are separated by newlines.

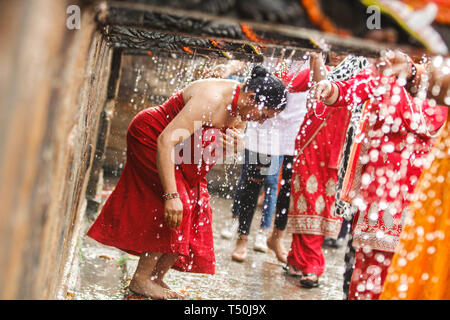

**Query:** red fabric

left=231, top=85, right=240, bottom=117
left=287, top=68, right=346, bottom=239
left=288, top=123, right=344, bottom=238
left=283, top=67, right=351, bottom=169
left=87, top=92, right=219, bottom=274
left=281, top=68, right=312, bottom=93
left=348, top=249, right=394, bottom=300
left=287, top=234, right=325, bottom=276
left=331, top=66, right=448, bottom=252
left=281, top=66, right=331, bottom=93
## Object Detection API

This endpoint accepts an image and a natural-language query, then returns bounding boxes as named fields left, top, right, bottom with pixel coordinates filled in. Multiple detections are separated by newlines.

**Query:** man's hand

left=164, top=197, right=184, bottom=229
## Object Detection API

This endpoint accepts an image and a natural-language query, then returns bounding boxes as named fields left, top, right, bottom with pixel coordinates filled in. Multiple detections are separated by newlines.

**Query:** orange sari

left=380, top=115, right=450, bottom=300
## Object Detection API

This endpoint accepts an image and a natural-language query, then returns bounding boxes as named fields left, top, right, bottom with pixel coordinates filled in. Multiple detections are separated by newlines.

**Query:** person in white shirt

left=206, top=59, right=309, bottom=263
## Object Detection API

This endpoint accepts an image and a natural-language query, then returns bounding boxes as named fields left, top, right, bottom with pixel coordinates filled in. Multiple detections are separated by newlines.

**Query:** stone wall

left=0, top=1, right=113, bottom=299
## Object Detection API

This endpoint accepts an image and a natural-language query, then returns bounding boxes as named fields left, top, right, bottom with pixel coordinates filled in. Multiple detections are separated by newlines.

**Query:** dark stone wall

left=0, top=1, right=112, bottom=299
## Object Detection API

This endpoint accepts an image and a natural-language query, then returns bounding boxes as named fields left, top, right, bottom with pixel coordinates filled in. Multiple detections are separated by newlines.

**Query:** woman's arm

left=309, top=67, right=377, bottom=108
left=399, top=91, right=448, bottom=137
left=371, top=50, right=450, bottom=106
left=310, top=52, right=328, bottom=83
left=204, top=60, right=246, bottom=78
left=425, top=56, right=450, bottom=106
left=308, top=80, right=339, bottom=106
left=220, top=126, right=246, bottom=159
left=156, top=95, right=219, bottom=229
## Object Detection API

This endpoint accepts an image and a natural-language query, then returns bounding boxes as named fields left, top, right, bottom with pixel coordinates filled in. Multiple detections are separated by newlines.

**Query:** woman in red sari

left=310, top=51, right=448, bottom=299
left=87, top=65, right=287, bottom=299
left=281, top=53, right=368, bottom=288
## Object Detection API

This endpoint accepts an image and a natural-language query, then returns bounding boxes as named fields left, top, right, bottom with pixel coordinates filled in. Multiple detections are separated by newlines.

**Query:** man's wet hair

left=244, top=65, right=287, bottom=111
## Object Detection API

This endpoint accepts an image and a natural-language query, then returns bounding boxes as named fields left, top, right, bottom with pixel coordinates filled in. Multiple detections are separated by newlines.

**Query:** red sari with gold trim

left=279, top=67, right=352, bottom=276
left=283, top=68, right=349, bottom=240
left=288, top=104, right=349, bottom=238
left=330, top=66, right=448, bottom=299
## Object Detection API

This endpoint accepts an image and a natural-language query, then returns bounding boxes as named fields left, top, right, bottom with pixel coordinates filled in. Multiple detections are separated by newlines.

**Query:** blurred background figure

left=310, top=50, right=448, bottom=299
left=379, top=53, right=450, bottom=300
left=211, top=59, right=309, bottom=264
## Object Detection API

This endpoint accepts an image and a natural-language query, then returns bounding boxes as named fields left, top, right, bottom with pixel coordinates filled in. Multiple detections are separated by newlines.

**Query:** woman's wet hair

left=244, top=65, right=287, bottom=111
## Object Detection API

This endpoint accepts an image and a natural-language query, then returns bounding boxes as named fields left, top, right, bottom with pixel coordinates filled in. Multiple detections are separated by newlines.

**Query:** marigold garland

left=300, top=0, right=352, bottom=36
left=240, top=23, right=268, bottom=44
left=182, top=46, right=194, bottom=54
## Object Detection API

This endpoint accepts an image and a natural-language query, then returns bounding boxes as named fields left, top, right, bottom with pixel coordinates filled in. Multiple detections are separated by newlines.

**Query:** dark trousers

left=232, top=149, right=293, bottom=235
left=343, top=215, right=355, bottom=299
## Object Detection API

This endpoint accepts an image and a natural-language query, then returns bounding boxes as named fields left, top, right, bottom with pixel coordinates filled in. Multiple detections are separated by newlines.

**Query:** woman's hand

left=307, top=80, right=337, bottom=106
left=309, top=51, right=328, bottom=82
left=203, top=64, right=227, bottom=78
left=220, top=128, right=245, bottom=156
left=203, top=61, right=246, bottom=79
left=309, top=51, right=323, bottom=62
left=376, top=50, right=413, bottom=79
left=164, top=197, right=184, bottom=229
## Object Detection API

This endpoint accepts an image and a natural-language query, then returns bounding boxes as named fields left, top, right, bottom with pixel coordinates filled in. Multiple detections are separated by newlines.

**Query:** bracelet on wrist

left=324, top=82, right=336, bottom=100
left=407, top=62, right=417, bottom=83
left=162, top=192, right=179, bottom=201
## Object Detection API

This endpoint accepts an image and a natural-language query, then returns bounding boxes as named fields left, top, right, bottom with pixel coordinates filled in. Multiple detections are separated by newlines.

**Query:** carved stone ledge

left=99, top=1, right=405, bottom=58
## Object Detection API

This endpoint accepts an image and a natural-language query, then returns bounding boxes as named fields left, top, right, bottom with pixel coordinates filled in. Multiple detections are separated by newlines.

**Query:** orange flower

left=240, top=23, right=266, bottom=43
left=301, top=0, right=351, bottom=35
left=182, top=46, right=194, bottom=54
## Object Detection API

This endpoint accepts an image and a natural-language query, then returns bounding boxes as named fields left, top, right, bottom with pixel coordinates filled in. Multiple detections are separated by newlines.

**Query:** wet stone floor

left=68, top=186, right=346, bottom=300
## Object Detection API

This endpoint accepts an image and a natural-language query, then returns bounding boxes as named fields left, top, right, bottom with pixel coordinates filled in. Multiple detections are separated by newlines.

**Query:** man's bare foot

left=231, top=235, right=248, bottom=262
left=267, top=229, right=287, bottom=264
left=129, top=274, right=178, bottom=300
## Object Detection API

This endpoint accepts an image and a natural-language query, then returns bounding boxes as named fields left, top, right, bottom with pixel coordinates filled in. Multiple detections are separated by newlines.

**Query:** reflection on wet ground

left=69, top=189, right=346, bottom=300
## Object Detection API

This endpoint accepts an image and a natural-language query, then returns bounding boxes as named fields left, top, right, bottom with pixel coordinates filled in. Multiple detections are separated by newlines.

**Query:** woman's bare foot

left=231, top=235, right=248, bottom=262
left=299, top=273, right=319, bottom=288
left=154, top=278, right=185, bottom=299
left=267, top=228, right=287, bottom=264
left=285, top=264, right=303, bottom=277
left=129, top=274, right=177, bottom=300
